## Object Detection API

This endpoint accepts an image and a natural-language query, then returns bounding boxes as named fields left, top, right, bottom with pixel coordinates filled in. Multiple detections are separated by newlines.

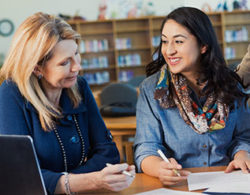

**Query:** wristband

left=62, top=172, right=75, bottom=195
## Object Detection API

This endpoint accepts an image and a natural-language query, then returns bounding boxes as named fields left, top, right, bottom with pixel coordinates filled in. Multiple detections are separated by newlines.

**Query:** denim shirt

left=134, top=71, right=250, bottom=172
left=0, top=77, right=119, bottom=194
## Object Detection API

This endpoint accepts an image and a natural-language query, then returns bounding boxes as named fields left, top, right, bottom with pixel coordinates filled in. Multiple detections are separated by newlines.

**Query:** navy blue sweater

left=0, top=77, right=120, bottom=194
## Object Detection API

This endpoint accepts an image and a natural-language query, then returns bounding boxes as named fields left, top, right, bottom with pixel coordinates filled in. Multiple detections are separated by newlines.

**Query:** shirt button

left=70, top=136, right=79, bottom=143
left=202, top=144, right=207, bottom=148
left=203, top=162, right=207, bottom=165
left=67, top=115, right=72, bottom=121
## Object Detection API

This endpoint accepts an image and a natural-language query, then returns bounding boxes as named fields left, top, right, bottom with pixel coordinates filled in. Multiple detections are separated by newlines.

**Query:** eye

left=161, top=40, right=168, bottom=44
left=61, top=59, right=71, bottom=66
left=75, top=50, right=79, bottom=55
left=175, top=40, right=184, bottom=44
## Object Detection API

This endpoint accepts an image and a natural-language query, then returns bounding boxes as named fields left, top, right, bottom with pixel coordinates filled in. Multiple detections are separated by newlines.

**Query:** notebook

left=0, top=135, right=47, bottom=195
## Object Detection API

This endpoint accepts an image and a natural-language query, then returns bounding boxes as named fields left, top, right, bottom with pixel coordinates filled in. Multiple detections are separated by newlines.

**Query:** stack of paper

left=187, top=170, right=250, bottom=193
left=135, top=188, right=202, bottom=195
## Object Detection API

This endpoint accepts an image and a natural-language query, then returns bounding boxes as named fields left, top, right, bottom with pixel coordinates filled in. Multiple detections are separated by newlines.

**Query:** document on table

left=134, top=188, right=202, bottom=195
left=188, top=170, right=250, bottom=193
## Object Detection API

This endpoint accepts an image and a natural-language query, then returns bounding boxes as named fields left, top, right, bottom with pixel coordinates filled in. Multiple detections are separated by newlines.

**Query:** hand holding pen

left=157, top=149, right=190, bottom=186
left=106, top=163, right=135, bottom=178
left=97, top=163, right=135, bottom=191
left=157, top=149, right=181, bottom=176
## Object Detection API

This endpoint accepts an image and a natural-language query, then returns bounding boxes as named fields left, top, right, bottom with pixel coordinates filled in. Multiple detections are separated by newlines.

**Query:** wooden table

left=103, top=116, right=136, bottom=162
left=80, top=166, right=227, bottom=195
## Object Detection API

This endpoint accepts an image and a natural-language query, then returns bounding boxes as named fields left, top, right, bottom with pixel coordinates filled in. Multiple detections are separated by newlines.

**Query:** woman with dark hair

left=134, top=7, right=250, bottom=186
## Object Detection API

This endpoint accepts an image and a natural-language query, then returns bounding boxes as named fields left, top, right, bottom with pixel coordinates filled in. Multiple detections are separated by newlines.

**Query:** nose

left=71, top=56, right=81, bottom=72
left=166, top=42, right=176, bottom=56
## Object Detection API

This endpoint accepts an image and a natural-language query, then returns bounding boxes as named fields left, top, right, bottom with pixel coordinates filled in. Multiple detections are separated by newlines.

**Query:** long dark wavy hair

left=146, top=7, right=248, bottom=109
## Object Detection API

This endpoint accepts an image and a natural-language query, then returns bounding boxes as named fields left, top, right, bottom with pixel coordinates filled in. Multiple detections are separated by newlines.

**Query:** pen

left=157, top=149, right=181, bottom=177
left=106, top=163, right=135, bottom=178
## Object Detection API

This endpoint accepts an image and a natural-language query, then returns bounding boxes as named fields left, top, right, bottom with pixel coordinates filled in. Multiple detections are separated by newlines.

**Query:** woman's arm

left=236, top=44, right=250, bottom=88
left=71, top=78, right=119, bottom=174
left=54, top=164, right=135, bottom=194
left=0, top=82, right=63, bottom=194
left=225, top=150, right=250, bottom=173
left=134, top=78, right=189, bottom=185
left=226, top=101, right=250, bottom=173
left=141, top=156, right=189, bottom=186
left=134, top=79, right=166, bottom=172
left=0, top=81, right=31, bottom=135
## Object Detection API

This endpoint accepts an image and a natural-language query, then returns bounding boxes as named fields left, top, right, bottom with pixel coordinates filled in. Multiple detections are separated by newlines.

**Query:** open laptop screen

left=0, top=135, right=47, bottom=195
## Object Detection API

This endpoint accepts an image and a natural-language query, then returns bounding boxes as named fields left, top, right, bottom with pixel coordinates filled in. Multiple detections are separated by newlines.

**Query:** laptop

left=0, top=135, right=47, bottom=195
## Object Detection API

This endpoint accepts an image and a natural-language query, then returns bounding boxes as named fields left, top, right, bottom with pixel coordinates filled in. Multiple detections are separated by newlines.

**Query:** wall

left=0, top=0, right=249, bottom=56
left=0, top=0, right=100, bottom=55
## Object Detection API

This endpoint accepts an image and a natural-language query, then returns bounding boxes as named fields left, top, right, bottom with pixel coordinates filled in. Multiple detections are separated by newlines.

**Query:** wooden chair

left=122, top=141, right=134, bottom=165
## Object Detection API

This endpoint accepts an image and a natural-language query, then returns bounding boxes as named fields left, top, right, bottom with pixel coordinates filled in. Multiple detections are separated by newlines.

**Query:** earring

left=38, top=74, right=43, bottom=80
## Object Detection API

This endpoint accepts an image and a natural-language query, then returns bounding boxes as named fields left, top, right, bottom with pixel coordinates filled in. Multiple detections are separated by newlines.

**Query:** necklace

left=53, top=114, right=85, bottom=172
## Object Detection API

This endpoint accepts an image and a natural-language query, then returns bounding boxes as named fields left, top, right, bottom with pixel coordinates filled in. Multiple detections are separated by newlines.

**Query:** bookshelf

left=68, top=10, right=250, bottom=90
left=223, top=10, right=250, bottom=69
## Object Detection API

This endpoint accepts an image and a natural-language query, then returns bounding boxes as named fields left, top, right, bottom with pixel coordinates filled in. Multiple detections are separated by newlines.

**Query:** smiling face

left=37, top=39, right=81, bottom=92
left=161, top=19, right=206, bottom=79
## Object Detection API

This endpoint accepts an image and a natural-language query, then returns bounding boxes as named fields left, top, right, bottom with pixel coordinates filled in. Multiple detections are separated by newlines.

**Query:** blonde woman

left=0, top=12, right=135, bottom=194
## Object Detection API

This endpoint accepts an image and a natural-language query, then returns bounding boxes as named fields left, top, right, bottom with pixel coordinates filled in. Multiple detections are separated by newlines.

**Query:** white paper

left=204, top=181, right=250, bottom=193
left=134, top=188, right=202, bottom=195
left=188, top=170, right=250, bottom=192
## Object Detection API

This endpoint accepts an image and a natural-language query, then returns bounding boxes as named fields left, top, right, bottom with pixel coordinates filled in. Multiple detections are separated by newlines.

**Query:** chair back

left=126, top=75, right=146, bottom=87
left=100, top=83, right=137, bottom=117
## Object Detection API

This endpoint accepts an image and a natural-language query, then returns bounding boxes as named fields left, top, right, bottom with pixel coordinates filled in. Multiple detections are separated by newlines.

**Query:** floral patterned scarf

left=154, top=65, right=229, bottom=134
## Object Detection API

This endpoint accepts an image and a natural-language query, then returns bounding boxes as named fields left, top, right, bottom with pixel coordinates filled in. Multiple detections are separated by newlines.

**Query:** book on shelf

left=115, top=38, right=132, bottom=50
left=225, top=26, right=248, bottom=43
left=118, top=70, right=134, bottom=82
left=225, top=47, right=236, bottom=60
left=79, top=39, right=109, bottom=53
left=81, top=56, right=109, bottom=69
left=118, top=53, right=141, bottom=67
left=152, top=36, right=161, bottom=47
left=84, top=71, right=110, bottom=85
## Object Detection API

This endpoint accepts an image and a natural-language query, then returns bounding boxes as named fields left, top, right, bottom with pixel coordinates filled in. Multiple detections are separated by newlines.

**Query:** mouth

left=66, top=75, right=78, bottom=80
left=168, top=57, right=181, bottom=65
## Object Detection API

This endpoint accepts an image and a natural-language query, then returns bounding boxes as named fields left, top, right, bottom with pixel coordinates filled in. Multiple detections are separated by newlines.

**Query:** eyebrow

left=161, top=34, right=188, bottom=39
left=57, top=47, right=79, bottom=64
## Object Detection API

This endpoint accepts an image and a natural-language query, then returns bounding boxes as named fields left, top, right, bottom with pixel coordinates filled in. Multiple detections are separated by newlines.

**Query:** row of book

left=83, top=71, right=136, bottom=84
left=83, top=71, right=110, bottom=85
left=117, top=54, right=141, bottom=66
left=79, top=39, right=109, bottom=53
left=225, top=47, right=236, bottom=59
left=115, top=38, right=132, bottom=50
left=152, top=36, right=161, bottom=47
left=81, top=56, right=109, bottom=69
left=118, top=70, right=134, bottom=82
left=225, top=27, right=248, bottom=43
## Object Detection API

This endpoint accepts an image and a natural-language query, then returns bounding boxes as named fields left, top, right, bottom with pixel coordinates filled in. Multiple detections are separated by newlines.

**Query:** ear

left=201, top=45, right=207, bottom=54
left=33, top=65, right=43, bottom=77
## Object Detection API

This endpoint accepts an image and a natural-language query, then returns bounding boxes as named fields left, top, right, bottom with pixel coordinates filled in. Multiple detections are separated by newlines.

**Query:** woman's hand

left=97, top=163, right=135, bottom=191
left=158, top=158, right=190, bottom=186
left=225, top=150, right=250, bottom=173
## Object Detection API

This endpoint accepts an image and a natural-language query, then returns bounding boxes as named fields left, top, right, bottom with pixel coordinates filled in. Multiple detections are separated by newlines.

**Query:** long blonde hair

left=0, top=12, right=82, bottom=131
